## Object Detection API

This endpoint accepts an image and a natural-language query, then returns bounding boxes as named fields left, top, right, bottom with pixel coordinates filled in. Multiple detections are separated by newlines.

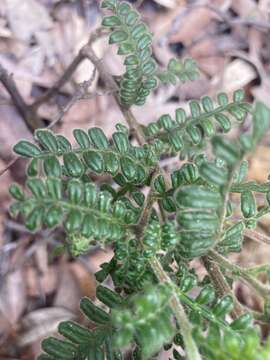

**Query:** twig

left=0, top=63, right=44, bottom=131
left=81, top=45, right=146, bottom=145
left=32, top=27, right=109, bottom=109
left=31, top=53, right=85, bottom=109
left=0, top=28, right=108, bottom=135
left=187, top=4, right=270, bottom=31
left=0, top=157, right=19, bottom=177
left=0, top=67, right=98, bottom=177
left=47, top=68, right=97, bottom=129
left=0, top=30, right=110, bottom=178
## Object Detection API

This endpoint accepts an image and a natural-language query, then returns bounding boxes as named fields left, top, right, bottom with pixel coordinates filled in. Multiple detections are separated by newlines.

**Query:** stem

left=150, top=257, right=202, bottom=360
left=84, top=44, right=201, bottom=359
left=204, top=158, right=245, bottom=316
left=82, top=45, right=146, bottom=146
left=201, top=256, right=244, bottom=318
left=247, top=263, right=270, bottom=275
left=132, top=175, right=201, bottom=358
left=217, top=157, right=244, bottom=240
left=146, top=102, right=249, bottom=144
left=208, top=249, right=270, bottom=299
left=244, top=228, right=270, bottom=247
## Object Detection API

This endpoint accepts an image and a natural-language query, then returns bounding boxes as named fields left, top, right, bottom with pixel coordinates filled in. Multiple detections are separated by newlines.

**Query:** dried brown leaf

left=18, top=307, right=75, bottom=347
left=0, top=269, right=26, bottom=326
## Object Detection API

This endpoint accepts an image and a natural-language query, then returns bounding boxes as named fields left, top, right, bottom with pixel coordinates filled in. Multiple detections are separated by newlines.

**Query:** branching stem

left=208, top=249, right=270, bottom=299
left=84, top=44, right=201, bottom=360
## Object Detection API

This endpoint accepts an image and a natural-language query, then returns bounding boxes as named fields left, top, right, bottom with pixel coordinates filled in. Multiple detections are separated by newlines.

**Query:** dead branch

left=47, top=67, right=97, bottom=129
left=0, top=64, right=44, bottom=131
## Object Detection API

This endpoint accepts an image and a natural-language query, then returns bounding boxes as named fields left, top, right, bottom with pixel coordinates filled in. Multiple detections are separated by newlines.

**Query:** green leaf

left=9, top=183, right=24, bottom=201
left=83, top=150, right=104, bottom=173
left=88, top=128, right=109, bottom=149
left=64, top=210, right=83, bottom=233
left=26, top=206, right=44, bottom=231
left=195, top=285, right=215, bottom=305
left=124, top=55, right=139, bottom=66
left=137, top=34, right=152, bottom=50
left=117, top=42, right=134, bottom=55
left=67, top=179, right=83, bottom=204
left=212, top=136, right=241, bottom=166
left=199, top=162, right=228, bottom=187
left=47, top=178, right=62, bottom=200
left=27, top=178, right=46, bottom=198
left=45, top=206, right=63, bottom=228
left=241, top=191, right=256, bottom=218
left=253, top=101, right=270, bottom=143
left=102, top=15, right=121, bottom=27
left=41, top=337, right=77, bottom=359
left=177, top=210, right=219, bottom=232
left=103, top=152, right=119, bottom=175
left=96, top=285, right=123, bottom=308
left=120, top=157, right=137, bottom=181
left=117, top=1, right=131, bottom=15
left=154, top=174, right=166, bottom=194
left=218, top=221, right=244, bottom=254
left=13, top=140, right=41, bottom=158
left=175, top=185, right=222, bottom=210
left=101, top=0, right=117, bottom=9
left=158, top=58, right=199, bottom=85
left=213, top=295, right=234, bottom=318
left=180, top=163, right=199, bottom=184
left=58, top=321, right=93, bottom=344
left=113, top=132, right=129, bottom=153
left=112, top=284, right=174, bottom=359
left=43, top=156, right=61, bottom=177
left=214, top=113, right=231, bottom=132
left=73, top=129, right=91, bottom=149
left=83, top=183, right=97, bottom=207
left=186, top=125, right=201, bottom=144
left=35, top=129, right=58, bottom=152
left=178, top=230, right=215, bottom=258
left=56, top=135, right=72, bottom=151
left=230, top=313, right=252, bottom=330
left=63, top=153, right=84, bottom=178
left=80, top=297, right=110, bottom=324
left=109, top=30, right=128, bottom=44
left=27, top=158, right=39, bottom=177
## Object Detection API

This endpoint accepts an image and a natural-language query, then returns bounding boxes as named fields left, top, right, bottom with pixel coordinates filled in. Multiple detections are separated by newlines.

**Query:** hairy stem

left=204, top=158, right=245, bottom=316
left=208, top=249, right=270, bottom=299
left=244, top=228, right=270, bottom=246
left=247, top=263, right=270, bottom=275
left=150, top=257, right=202, bottom=360
left=201, top=256, right=244, bottom=318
